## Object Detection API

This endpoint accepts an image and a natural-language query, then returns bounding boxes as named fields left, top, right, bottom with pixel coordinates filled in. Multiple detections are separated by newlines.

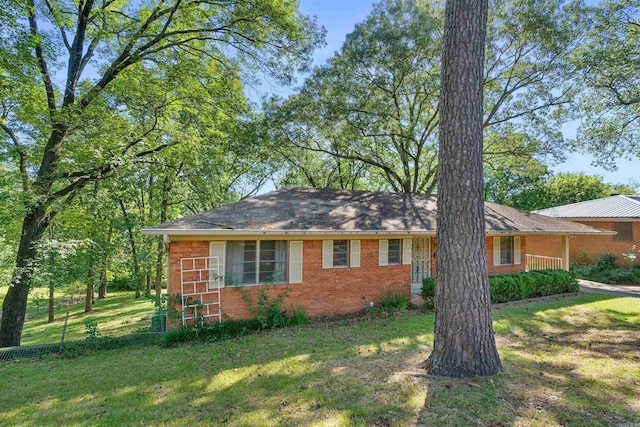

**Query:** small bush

left=594, top=253, right=616, bottom=271
left=421, top=278, right=435, bottom=309
left=379, top=290, right=408, bottom=313
left=162, top=318, right=262, bottom=346
left=571, top=252, right=640, bottom=284
left=422, top=277, right=435, bottom=299
left=84, top=320, right=102, bottom=349
left=110, top=277, right=135, bottom=291
left=289, top=305, right=309, bottom=326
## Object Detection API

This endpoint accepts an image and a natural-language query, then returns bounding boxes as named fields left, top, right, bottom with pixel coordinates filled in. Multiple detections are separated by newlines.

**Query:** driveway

left=579, top=279, right=640, bottom=298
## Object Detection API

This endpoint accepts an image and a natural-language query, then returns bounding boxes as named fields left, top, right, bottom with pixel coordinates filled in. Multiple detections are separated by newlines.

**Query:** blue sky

left=257, top=0, right=637, bottom=187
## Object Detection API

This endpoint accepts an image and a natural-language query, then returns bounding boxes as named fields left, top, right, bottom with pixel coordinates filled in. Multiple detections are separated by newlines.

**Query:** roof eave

left=543, top=217, right=640, bottom=222
left=141, top=228, right=615, bottom=236
left=141, top=228, right=438, bottom=236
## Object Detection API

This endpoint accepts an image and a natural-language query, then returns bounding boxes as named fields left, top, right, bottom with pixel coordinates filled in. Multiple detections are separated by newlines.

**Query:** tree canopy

left=264, top=0, right=588, bottom=193
left=575, top=0, right=640, bottom=168
left=0, top=0, right=324, bottom=346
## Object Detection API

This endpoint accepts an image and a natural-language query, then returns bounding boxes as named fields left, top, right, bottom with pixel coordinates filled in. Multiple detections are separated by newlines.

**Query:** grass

left=0, top=293, right=638, bottom=426
left=0, top=285, right=85, bottom=321
left=18, top=291, right=157, bottom=345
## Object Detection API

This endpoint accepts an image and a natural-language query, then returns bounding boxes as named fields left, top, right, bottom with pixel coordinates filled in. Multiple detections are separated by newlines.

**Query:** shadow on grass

left=1, top=294, right=638, bottom=426
left=0, top=311, right=434, bottom=426
left=20, top=292, right=156, bottom=345
left=417, top=293, right=640, bottom=426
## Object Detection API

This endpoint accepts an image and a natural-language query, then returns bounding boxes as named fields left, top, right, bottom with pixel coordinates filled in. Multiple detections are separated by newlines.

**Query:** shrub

left=571, top=252, right=640, bottom=284
left=289, top=305, right=309, bottom=326
left=109, top=277, right=135, bottom=291
left=421, top=278, right=436, bottom=309
left=379, top=290, right=408, bottom=313
left=489, top=269, right=578, bottom=304
left=595, top=253, right=616, bottom=271
left=421, top=277, right=435, bottom=298
left=84, top=320, right=102, bottom=349
left=163, top=318, right=263, bottom=346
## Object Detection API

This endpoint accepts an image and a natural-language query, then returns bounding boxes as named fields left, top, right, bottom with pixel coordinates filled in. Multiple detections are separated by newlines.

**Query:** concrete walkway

left=578, top=279, right=640, bottom=298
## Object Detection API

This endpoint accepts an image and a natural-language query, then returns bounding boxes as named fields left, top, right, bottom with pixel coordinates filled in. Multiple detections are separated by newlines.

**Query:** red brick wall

left=486, top=236, right=527, bottom=275
left=569, top=221, right=639, bottom=267
left=526, top=235, right=563, bottom=259
left=429, top=236, right=526, bottom=277
left=167, top=239, right=411, bottom=328
left=167, top=235, right=533, bottom=327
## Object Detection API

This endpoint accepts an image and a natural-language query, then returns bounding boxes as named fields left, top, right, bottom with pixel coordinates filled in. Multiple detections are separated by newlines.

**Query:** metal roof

left=534, top=195, right=640, bottom=219
left=142, top=187, right=611, bottom=236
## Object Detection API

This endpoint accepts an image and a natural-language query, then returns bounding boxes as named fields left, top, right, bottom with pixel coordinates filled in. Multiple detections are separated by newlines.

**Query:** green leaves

left=574, top=0, right=640, bottom=167
left=266, top=0, right=589, bottom=194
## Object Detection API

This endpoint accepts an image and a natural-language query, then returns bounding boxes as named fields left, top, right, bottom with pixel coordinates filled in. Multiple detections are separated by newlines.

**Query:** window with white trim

left=493, top=236, right=521, bottom=266
left=333, top=240, right=349, bottom=267
left=500, top=236, right=513, bottom=264
left=388, top=239, right=401, bottom=265
left=379, top=239, right=409, bottom=266
left=226, top=240, right=288, bottom=285
left=322, top=240, right=361, bottom=268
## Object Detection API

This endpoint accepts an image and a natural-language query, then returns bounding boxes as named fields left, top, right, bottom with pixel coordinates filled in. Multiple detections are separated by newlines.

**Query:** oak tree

left=0, top=0, right=323, bottom=346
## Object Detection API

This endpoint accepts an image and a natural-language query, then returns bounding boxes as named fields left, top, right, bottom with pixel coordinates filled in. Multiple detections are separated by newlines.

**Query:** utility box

left=151, top=310, right=167, bottom=332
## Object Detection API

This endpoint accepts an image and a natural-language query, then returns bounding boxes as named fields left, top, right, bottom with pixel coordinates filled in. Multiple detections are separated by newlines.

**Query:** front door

left=412, top=238, right=430, bottom=283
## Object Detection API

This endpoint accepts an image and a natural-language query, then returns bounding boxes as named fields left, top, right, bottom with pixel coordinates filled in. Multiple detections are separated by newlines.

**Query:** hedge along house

left=142, top=187, right=612, bottom=327
left=531, top=195, right=640, bottom=267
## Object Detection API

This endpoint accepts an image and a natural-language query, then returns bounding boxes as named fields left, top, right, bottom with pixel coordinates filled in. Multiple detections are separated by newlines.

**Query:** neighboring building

left=142, top=187, right=611, bottom=327
left=533, top=195, right=640, bottom=267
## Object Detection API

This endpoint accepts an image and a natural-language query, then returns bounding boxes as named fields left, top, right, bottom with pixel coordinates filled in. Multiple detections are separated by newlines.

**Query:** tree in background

left=265, top=0, right=587, bottom=194
left=575, top=0, right=640, bottom=168
left=426, top=0, right=502, bottom=376
left=487, top=171, right=637, bottom=211
left=0, top=0, right=324, bottom=347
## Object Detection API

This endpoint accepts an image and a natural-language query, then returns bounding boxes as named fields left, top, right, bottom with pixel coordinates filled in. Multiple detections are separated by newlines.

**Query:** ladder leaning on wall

left=179, top=256, right=222, bottom=326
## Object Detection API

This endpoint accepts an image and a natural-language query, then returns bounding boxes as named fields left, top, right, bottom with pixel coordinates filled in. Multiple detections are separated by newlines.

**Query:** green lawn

left=18, top=291, right=157, bottom=345
left=0, top=285, right=86, bottom=321
left=0, top=294, right=638, bottom=426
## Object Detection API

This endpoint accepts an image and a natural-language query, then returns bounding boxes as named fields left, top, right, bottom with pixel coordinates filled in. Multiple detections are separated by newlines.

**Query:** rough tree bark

left=1, top=209, right=50, bottom=346
left=425, top=0, right=503, bottom=377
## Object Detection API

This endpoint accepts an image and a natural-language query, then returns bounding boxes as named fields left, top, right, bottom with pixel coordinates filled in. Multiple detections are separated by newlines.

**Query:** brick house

left=142, top=187, right=611, bottom=327
left=531, top=195, right=640, bottom=267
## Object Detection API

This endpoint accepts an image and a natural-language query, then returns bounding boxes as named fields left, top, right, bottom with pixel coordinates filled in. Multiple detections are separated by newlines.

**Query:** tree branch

left=0, top=119, right=31, bottom=193
left=27, top=0, right=57, bottom=117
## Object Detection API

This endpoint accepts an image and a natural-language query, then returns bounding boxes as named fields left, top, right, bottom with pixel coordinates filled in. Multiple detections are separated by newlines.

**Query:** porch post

left=561, top=235, right=570, bottom=271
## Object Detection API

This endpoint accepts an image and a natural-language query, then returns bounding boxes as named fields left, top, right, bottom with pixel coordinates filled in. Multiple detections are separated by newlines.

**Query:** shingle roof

left=534, top=195, right=640, bottom=219
left=143, top=187, right=610, bottom=236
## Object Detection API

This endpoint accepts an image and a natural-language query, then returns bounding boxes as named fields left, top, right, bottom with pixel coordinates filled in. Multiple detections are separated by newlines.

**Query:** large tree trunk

left=425, top=0, right=502, bottom=377
left=1, top=210, right=49, bottom=347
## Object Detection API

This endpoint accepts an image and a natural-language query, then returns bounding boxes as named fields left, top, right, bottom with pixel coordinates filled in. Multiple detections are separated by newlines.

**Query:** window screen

left=499, top=236, right=513, bottom=265
left=613, top=222, right=633, bottom=242
left=388, top=239, right=401, bottom=265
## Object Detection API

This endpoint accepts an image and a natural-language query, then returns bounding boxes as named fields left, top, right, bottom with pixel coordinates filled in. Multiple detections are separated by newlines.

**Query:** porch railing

left=525, top=254, right=563, bottom=271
